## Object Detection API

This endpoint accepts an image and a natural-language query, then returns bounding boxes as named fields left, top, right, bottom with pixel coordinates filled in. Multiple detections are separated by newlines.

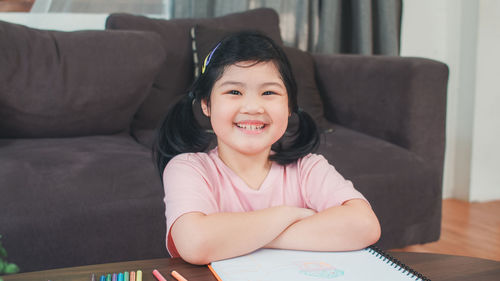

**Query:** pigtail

left=154, top=93, right=212, bottom=177
left=270, top=108, right=320, bottom=165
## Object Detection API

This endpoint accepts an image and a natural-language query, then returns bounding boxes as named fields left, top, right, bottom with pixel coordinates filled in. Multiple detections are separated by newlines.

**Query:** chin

left=237, top=146, right=270, bottom=156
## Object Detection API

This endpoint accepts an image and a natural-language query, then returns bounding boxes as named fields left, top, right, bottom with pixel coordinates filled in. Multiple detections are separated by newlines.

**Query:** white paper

left=210, top=248, right=424, bottom=281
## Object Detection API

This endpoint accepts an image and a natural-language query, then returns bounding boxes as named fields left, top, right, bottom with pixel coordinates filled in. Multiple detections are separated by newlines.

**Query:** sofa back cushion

left=105, top=8, right=283, bottom=132
left=0, top=20, right=165, bottom=138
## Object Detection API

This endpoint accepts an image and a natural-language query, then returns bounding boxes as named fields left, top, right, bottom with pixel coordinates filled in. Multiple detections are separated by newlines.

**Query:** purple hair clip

left=202, top=42, right=221, bottom=74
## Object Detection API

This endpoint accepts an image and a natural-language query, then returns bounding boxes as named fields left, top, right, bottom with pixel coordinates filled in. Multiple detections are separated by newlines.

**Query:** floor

left=391, top=199, right=500, bottom=261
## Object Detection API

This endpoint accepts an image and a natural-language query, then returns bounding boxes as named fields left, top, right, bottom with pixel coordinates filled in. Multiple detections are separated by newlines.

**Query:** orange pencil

left=130, top=271, right=135, bottom=281
left=171, top=270, right=188, bottom=281
left=207, top=265, right=222, bottom=281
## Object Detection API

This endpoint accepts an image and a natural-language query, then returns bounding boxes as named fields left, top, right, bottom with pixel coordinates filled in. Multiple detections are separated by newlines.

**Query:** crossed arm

left=170, top=199, right=381, bottom=265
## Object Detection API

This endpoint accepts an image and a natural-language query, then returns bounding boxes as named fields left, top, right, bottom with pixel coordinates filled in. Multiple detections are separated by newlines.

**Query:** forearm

left=266, top=199, right=381, bottom=251
left=171, top=206, right=314, bottom=264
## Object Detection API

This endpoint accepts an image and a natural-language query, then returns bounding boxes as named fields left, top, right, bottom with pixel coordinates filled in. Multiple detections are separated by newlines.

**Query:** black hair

left=154, top=31, right=319, bottom=176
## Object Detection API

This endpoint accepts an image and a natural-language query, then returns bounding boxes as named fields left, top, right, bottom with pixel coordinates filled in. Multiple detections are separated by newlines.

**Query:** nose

left=240, top=94, right=264, bottom=114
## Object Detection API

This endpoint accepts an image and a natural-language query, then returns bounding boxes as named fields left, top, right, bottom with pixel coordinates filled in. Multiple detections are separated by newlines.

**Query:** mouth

left=234, top=121, right=267, bottom=133
left=235, top=123, right=266, bottom=130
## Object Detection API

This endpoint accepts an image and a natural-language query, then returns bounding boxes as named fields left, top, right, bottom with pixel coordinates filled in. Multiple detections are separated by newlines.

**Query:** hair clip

left=202, top=42, right=221, bottom=74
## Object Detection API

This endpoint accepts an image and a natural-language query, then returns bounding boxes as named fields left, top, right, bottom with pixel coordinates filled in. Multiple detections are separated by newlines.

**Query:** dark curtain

left=316, top=0, right=402, bottom=55
left=170, top=0, right=402, bottom=55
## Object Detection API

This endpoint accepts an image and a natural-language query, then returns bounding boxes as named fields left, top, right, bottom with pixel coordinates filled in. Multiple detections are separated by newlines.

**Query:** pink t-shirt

left=162, top=148, right=367, bottom=257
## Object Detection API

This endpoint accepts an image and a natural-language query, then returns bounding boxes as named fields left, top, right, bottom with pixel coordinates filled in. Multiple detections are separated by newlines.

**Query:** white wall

left=401, top=0, right=500, bottom=202
left=0, top=13, right=108, bottom=30
left=469, top=0, right=500, bottom=201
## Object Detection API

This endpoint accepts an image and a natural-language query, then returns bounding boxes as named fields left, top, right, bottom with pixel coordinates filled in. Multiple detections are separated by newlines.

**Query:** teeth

left=236, top=123, right=265, bottom=130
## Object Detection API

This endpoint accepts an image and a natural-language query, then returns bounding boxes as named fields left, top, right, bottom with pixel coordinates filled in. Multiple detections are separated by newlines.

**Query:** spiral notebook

left=208, top=247, right=430, bottom=281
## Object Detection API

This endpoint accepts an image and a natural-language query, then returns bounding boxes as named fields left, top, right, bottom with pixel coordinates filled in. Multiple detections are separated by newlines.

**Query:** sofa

left=0, top=8, right=448, bottom=273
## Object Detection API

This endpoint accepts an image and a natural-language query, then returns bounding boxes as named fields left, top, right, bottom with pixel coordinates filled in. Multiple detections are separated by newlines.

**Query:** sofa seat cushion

left=0, top=20, right=166, bottom=138
left=318, top=125, right=441, bottom=249
left=105, top=8, right=283, bottom=132
left=0, top=134, right=166, bottom=272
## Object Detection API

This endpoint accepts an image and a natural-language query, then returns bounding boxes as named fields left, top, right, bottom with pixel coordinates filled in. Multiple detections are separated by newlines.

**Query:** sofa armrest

left=313, top=54, right=448, bottom=171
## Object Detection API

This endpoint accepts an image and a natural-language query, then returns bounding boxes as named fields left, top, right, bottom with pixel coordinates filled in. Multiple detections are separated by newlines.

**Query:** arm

left=265, top=199, right=381, bottom=251
left=171, top=205, right=315, bottom=265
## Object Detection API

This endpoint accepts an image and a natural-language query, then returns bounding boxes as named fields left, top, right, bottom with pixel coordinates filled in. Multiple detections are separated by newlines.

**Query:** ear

left=201, top=99, right=210, bottom=117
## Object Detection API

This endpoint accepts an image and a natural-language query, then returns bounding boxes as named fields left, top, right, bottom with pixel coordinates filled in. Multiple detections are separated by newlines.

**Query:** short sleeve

left=163, top=154, right=219, bottom=255
left=298, top=154, right=367, bottom=211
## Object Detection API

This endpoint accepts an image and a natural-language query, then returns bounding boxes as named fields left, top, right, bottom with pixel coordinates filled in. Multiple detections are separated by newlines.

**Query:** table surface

left=3, top=252, right=500, bottom=281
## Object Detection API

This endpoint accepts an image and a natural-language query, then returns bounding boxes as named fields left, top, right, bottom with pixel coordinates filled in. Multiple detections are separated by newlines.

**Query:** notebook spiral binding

left=367, top=246, right=431, bottom=281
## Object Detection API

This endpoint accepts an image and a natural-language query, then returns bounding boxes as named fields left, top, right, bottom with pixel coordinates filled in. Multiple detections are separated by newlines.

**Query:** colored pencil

left=171, top=270, right=188, bottom=281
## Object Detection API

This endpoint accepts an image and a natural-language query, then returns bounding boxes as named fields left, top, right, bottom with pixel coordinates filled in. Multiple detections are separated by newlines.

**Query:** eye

left=227, top=90, right=241, bottom=95
left=262, top=91, right=277, bottom=96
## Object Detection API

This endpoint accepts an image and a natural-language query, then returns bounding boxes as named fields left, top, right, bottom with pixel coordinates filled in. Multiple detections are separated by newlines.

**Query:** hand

left=267, top=200, right=381, bottom=251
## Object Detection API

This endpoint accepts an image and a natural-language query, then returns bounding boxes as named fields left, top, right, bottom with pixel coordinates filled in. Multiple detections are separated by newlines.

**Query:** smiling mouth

left=235, top=123, right=266, bottom=130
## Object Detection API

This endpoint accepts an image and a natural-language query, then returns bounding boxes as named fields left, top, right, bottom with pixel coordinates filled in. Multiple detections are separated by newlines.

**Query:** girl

left=155, top=31, right=380, bottom=265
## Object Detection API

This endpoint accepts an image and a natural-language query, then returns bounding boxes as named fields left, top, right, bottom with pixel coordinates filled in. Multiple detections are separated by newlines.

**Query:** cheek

left=208, top=101, right=234, bottom=128
left=270, top=103, right=290, bottom=132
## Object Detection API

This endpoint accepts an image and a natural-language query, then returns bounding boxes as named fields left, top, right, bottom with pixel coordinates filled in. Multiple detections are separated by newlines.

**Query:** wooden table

left=3, top=252, right=500, bottom=281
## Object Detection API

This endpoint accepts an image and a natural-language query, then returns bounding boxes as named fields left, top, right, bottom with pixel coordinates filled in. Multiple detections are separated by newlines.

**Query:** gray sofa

left=0, top=8, right=448, bottom=273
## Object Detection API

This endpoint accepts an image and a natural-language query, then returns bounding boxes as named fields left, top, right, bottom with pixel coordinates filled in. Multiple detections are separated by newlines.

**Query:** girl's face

left=201, top=61, right=289, bottom=159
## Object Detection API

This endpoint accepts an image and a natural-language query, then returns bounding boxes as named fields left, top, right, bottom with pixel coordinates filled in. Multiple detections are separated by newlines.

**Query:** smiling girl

left=154, top=32, right=381, bottom=265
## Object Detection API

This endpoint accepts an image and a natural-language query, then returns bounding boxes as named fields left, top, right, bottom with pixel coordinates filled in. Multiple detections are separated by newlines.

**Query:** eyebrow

left=218, top=81, right=285, bottom=89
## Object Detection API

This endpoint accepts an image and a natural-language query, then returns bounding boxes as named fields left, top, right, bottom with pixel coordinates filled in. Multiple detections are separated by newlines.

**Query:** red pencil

left=152, top=269, right=167, bottom=281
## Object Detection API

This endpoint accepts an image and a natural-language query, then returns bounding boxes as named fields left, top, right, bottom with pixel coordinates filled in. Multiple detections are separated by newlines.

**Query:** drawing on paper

left=297, top=261, right=345, bottom=278
left=212, top=256, right=345, bottom=280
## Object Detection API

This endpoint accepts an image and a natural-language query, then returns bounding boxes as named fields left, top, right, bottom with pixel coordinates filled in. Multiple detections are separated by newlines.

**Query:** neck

left=218, top=146, right=271, bottom=174
left=217, top=146, right=272, bottom=190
